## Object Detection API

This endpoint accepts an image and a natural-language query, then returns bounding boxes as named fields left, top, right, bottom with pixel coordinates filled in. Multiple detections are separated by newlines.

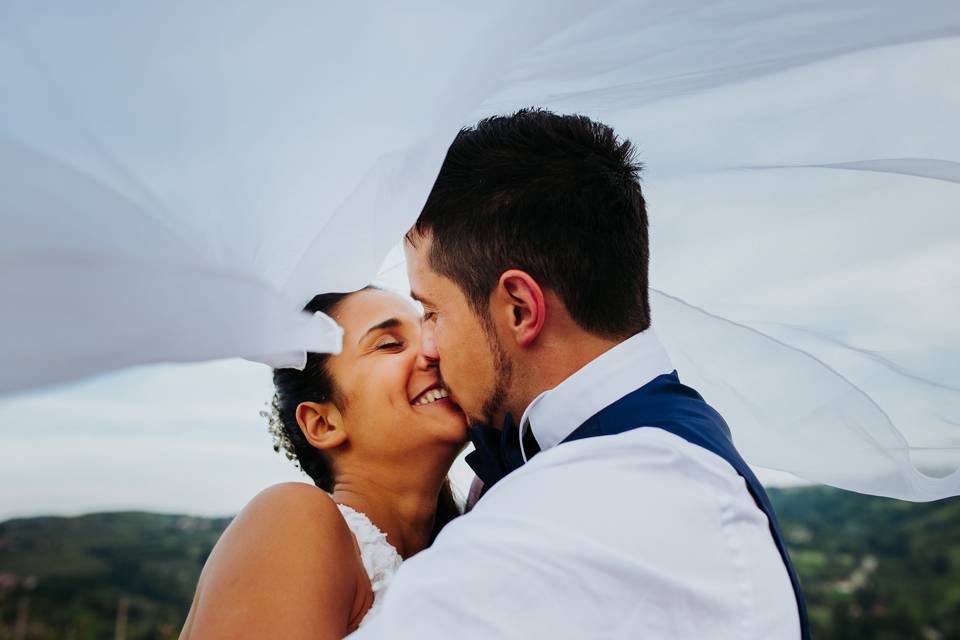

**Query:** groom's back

left=354, top=418, right=801, bottom=638
left=373, top=110, right=802, bottom=638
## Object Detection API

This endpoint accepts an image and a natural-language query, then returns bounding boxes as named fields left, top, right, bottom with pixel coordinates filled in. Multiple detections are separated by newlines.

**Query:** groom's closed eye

left=410, top=290, right=436, bottom=315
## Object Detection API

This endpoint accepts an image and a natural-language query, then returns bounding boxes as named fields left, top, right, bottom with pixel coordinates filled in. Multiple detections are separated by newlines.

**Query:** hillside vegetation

left=1, top=487, right=958, bottom=639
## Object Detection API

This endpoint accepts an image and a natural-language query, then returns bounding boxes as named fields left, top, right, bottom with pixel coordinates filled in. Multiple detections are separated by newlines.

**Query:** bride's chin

left=417, top=411, right=469, bottom=438
left=407, top=399, right=469, bottom=440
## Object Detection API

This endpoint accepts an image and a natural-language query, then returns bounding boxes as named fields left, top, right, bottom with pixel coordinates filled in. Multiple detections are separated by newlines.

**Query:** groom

left=352, top=109, right=807, bottom=638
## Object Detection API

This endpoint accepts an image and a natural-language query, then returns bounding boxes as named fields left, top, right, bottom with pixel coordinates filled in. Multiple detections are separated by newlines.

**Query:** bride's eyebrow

left=358, top=318, right=403, bottom=345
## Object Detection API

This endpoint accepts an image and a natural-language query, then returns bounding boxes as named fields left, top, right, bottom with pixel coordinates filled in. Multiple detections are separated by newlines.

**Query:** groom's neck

left=507, top=322, right=624, bottom=424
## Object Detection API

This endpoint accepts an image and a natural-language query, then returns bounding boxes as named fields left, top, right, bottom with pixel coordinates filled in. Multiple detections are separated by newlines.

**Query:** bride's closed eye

left=374, top=335, right=406, bottom=351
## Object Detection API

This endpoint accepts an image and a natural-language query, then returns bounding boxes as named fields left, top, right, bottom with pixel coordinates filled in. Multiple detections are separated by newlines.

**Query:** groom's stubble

left=477, top=313, right=514, bottom=428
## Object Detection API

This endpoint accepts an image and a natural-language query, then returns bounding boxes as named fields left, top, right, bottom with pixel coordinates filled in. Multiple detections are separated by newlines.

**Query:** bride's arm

left=180, top=483, right=361, bottom=640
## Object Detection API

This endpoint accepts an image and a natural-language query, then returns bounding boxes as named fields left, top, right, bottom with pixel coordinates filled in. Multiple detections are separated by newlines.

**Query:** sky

left=2, top=4, right=957, bottom=517
left=0, top=246, right=808, bottom=521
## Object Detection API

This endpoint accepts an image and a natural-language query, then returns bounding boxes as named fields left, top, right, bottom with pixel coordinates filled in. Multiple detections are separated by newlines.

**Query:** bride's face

left=324, top=289, right=468, bottom=460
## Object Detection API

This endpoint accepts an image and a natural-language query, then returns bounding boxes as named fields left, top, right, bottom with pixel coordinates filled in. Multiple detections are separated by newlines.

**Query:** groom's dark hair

left=409, top=108, right=650, bottom=338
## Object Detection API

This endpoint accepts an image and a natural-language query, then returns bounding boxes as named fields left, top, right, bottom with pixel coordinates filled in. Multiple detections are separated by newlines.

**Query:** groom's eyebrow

left=359, top=318, right=403, bottom=344
left=409, top=290, right=431, bottom=306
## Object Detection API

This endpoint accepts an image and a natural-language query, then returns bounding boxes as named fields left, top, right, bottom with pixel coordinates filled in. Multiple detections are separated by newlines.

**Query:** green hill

left=769, top=487, right=960, bottom=639
left=0, top=513, right=231, bottom=639
left=1, top=488, right=958, bottom=639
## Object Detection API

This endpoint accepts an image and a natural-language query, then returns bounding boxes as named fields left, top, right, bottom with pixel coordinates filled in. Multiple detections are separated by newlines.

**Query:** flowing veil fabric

left=1, top=1, right=958, bottom=500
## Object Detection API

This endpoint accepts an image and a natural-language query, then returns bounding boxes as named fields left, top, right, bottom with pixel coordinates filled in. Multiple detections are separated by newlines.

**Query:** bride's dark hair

left=270, top=287, right=461, bottom=541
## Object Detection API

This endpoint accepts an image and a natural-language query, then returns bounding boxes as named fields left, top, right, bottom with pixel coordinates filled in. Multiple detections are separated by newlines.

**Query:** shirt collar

left=518, top=328, right=673, bottom=461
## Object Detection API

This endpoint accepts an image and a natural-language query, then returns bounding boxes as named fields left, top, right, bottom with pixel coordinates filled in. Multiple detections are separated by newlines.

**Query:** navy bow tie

left=465, top=413, right=540, bottom=494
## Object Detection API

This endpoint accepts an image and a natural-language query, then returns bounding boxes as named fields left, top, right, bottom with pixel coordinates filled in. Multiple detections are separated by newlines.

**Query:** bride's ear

left=295, top=401, right=348, bottom=451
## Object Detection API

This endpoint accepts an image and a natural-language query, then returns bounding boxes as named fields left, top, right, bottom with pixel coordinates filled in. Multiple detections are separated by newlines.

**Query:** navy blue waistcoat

left=563, top=371, right=810, bottom=639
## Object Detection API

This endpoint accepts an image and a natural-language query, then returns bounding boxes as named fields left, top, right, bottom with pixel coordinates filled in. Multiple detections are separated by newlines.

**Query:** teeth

left=414, top=387, right=449, bottom=406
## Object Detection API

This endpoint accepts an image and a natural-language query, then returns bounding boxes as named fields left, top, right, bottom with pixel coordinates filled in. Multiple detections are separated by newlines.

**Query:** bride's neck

left=331, top=462, right=448, bottom=559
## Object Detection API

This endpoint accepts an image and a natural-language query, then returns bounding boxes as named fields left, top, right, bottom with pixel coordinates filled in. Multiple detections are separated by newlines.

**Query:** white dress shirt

left=351, top=329, right=801, bottom=639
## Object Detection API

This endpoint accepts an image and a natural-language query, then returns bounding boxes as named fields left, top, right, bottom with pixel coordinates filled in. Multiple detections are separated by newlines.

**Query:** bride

left=179, top=286, right=467, bottom=639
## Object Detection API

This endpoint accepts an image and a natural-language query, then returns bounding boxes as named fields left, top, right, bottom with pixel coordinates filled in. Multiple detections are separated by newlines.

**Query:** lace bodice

left=337, top=504, right=403, bottom=626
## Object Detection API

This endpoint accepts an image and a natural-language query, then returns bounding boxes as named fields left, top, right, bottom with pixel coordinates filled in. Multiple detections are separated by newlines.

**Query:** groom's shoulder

left=469, top=430, right=773, bottom=550
left=532, top=427, right=741, bottom=486
left=486, top=429, right=759, bottom=521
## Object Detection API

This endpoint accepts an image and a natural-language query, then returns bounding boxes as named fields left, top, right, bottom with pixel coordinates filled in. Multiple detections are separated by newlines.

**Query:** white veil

left=2, top=1, right=958, bottom=501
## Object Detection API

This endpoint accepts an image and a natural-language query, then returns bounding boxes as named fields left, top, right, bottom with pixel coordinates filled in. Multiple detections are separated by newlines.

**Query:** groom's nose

left=420, top=324, right=440, bottom=361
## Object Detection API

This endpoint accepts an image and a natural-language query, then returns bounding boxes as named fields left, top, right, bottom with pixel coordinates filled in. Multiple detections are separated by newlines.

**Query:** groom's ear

left=496, top=270, right=546, bottom=348
left=295, top=401, right=348, bottom=451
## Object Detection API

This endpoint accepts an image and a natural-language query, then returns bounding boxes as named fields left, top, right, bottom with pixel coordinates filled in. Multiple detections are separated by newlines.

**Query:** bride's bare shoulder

left=181, top=483, right=361, bottom=640
left=237, top=481, right=347, bottom=528
left=219, top=482, right=355, bottom=552
left=213, top=482, right=357, bottom=573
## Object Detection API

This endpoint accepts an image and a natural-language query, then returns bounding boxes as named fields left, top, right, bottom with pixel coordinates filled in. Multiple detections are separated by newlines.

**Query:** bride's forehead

left=336, top=289, right=419, bottom=330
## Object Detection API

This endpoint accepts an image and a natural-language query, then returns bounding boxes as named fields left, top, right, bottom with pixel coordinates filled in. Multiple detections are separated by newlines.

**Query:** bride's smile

left=410, top=384, right=453, bottom=407
left=321, top=287, right=468, bottom=447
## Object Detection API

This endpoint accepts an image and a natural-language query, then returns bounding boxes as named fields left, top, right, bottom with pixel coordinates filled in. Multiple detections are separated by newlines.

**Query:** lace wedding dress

left=337, top=504, right=403, bottom=627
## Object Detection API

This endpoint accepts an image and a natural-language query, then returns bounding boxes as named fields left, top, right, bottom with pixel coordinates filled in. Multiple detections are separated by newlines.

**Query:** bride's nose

left=414, top=349, right=439, bottom=376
